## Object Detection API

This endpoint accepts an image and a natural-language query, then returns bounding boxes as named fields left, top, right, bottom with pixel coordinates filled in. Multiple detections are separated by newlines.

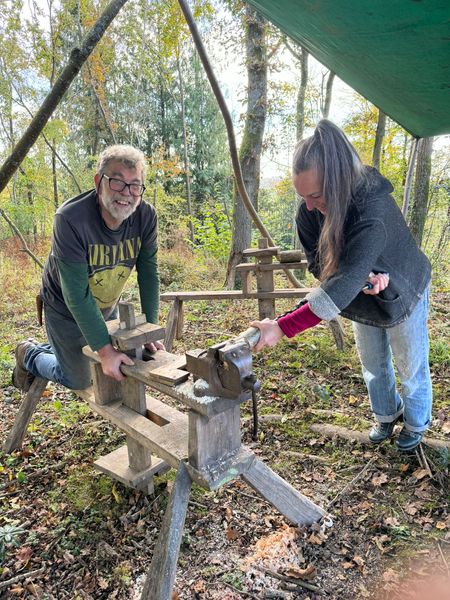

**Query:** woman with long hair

left=251, top=119, right=432, bottom=452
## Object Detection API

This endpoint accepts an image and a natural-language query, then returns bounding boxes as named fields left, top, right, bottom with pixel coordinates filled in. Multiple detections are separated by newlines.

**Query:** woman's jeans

left=352, top=288, right=432, bottom=433
left=24, top=303, right=113, bottom=390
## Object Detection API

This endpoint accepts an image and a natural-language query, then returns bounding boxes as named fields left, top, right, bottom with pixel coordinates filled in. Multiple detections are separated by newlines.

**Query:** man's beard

left=103, top=195, right=139, bottom=221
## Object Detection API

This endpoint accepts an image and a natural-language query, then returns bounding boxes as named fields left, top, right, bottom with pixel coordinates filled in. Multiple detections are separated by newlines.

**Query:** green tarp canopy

left=247, top=0, right=450, bottom=138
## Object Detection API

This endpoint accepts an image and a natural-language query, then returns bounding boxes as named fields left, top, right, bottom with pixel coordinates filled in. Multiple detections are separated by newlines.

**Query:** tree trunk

left=322, top=71, right=335, bottom=118
left=52, top=142, right=59, bottom=210
left=87, top=68, right=118, bottom=144
left=177, top=53, right=195, bottom=243
left=372, top=110, right=386, bottom=171
left=283, top=38, right=308, bottom=143
left=402, top=137, right=419, bottom=218
left=177, top=0, right=303, bottom=292
left=408, top=136, right=434, bottom=247
left=296, top=46, right=309, bottom=142
left=0, top=0, right=129, bottom=195
left=225, top=4, right=267, bottom=289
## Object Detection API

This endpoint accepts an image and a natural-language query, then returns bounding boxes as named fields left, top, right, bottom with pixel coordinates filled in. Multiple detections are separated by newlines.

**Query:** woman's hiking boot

left=369, top=414, right=402, bottom=444
left=395, top=427, right=423, bottom=452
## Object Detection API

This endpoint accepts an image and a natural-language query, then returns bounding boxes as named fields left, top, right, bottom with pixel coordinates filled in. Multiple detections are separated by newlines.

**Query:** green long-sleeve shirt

left=57, top=245, right=160, bottom=351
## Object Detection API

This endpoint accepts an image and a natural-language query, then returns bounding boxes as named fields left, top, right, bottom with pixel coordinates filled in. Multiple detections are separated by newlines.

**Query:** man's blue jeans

left=24, top=303, right=95, bottom=390
left=352, top=288, right=432, bottom=433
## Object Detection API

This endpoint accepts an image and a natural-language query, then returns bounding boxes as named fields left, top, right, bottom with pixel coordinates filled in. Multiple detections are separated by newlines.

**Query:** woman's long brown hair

left=293, top=120, right=366, bottom=279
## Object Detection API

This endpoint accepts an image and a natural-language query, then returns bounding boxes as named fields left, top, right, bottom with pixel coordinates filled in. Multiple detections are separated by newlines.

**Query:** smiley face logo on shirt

left=89, top=265, right=132, bottom=308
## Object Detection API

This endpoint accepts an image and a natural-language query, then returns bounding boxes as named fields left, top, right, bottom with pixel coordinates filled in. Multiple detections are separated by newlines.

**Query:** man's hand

left=144, top=340, right=166, bottom=353
left=363, top=271, right=390, bottom=295
left=97, top=343, right=134, bottom=381
left=250, top=318, right=285, bottom=352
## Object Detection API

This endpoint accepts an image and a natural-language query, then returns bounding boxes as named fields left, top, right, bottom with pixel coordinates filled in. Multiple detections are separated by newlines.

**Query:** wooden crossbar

left=88, top=397, right=188, bottom=469
left=235, top=260, right=307, bottom=271
left=160, top=288, right=312, bottom=301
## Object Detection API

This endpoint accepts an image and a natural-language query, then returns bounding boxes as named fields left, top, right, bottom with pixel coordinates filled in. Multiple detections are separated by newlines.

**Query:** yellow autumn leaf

left=111, top=483, right=121, bottom=504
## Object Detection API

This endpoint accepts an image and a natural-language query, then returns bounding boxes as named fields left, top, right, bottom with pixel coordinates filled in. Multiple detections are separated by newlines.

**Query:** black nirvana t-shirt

left=42, top=189, right=157, bottom=320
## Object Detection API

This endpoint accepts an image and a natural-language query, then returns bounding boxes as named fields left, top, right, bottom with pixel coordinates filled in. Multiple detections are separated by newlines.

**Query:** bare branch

left=0, top=207, right=44, bottom=268
left=0, top=0, right=129, bottom=194
left=8, top=78, right=82, bottom=193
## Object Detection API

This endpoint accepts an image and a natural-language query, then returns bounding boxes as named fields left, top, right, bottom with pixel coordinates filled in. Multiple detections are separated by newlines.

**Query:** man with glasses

left=13, top=144, right=163, bottom=391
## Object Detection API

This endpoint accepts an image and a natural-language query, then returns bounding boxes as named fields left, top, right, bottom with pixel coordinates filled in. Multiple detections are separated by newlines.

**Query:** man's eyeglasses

left=101, top=174, right=145, bottom=197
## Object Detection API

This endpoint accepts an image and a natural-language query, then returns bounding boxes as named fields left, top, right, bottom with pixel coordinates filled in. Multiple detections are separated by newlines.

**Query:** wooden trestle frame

left=4, top=300, right=327, bottom=600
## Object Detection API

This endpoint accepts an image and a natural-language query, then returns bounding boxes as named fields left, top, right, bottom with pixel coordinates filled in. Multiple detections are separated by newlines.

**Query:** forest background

left=1, top=0, right=449, bottom=274
left=0, top=0, right=449, bottom=598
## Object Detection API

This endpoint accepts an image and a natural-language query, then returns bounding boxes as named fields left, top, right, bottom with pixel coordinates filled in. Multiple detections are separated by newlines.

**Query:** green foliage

left=429, top=339, right=450, bottom=369
left=47, top=470, right=115, bottom=513
left=221, top=570, right=244, bottom=590
left=344, top=98, right=408, bottom=199
left=158, top=250, right=192, bottom=290
left=112, top=562, right=132, bottom=588
left=190, top=202, right=232, bottom=263
left=45, top=398, right=91, bottom=427
left=258, top=177, right=296, bottom=249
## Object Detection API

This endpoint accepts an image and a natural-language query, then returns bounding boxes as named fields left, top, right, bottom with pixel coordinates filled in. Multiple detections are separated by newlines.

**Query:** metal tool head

left=185, top=335, right=260, bottom=400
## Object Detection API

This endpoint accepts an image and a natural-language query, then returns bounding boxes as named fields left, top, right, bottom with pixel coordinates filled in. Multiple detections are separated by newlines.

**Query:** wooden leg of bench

left=140, top=461, right=192, bottom=600
left=3, top=378, right=49, bottom=453
left=175, top=300, right=184, bottom=340
left=241, top=271, right=251, bottom=294
left=164, top=299, right=180, bottom=352
left=242, top=458, right=326, bottom=526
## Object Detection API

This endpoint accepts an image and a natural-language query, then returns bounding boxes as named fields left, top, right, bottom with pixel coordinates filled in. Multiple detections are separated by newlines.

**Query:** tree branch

left=0, top=207, right=44, bottom=268
left=8, top=78, right=82, bottom=193
left=282, top=35, right=302, bottom=62
left=0, top=0, right=129, bottom=194
left=402, top=136, right=419, bottom=218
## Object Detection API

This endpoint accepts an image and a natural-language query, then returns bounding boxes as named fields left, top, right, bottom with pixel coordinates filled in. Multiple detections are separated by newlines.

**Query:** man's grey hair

left=96, top=145, right=148, bottom=180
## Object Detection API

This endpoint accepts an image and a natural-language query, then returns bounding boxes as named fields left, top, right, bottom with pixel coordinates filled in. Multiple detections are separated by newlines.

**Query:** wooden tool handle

left=236, top=326, right=261, bottom=349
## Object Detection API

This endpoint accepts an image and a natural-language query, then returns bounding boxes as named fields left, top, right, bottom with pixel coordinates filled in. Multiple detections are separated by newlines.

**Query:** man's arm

left=136, top=245, right=165, bottom=352
left=57, top=259, right=134, bottom=381
left=136, top=245, right=160, bottom=324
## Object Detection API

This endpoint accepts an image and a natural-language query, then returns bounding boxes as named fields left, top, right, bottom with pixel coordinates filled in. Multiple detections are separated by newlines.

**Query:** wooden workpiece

left=254, top=238, right=275, bottom=318
left=161, top=288, right=311, bottom=301
left=242, top=245, right=279, bottom=257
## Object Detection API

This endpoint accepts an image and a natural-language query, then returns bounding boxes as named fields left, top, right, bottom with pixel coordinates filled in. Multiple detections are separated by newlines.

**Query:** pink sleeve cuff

left=277, top=302, right=321, bottom=338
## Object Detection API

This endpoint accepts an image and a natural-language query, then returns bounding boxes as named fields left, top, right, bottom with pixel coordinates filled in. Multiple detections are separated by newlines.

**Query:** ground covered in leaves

left=0, top=243, right=449, bottom=599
